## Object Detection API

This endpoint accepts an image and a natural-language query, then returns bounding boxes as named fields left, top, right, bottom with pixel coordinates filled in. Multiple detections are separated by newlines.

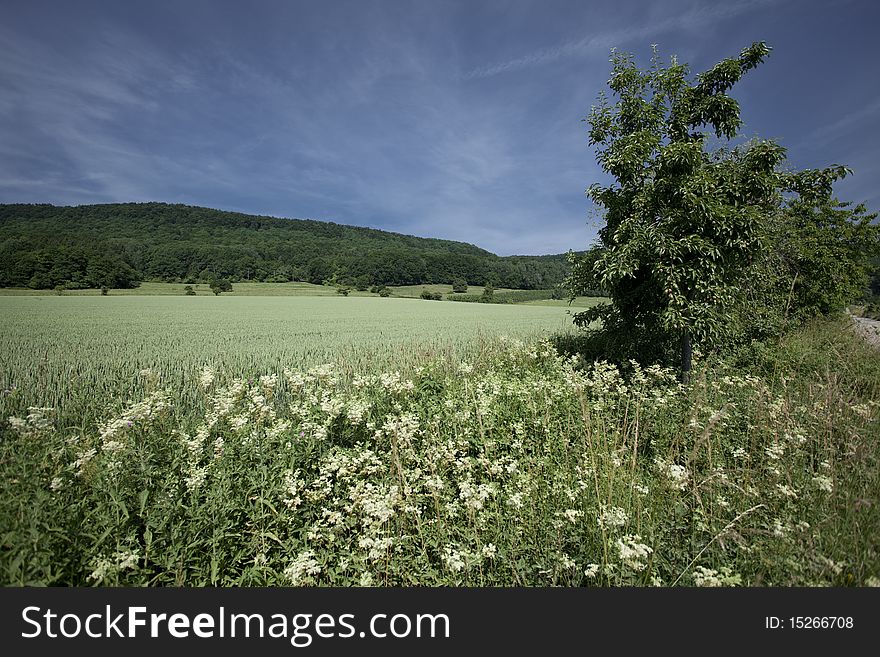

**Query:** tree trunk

left=681, top=330, right=692, bottom=385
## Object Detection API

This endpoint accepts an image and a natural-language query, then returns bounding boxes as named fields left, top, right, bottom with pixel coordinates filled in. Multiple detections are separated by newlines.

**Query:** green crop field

left=0, top=294, right=579, bottom=425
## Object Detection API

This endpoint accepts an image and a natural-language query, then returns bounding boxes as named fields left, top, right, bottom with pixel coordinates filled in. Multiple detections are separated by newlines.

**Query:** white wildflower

left=655, top=457, right=689, bottom=490
left=772, top=518, right=789, bottom=537
left=559, top=553, right=576, bottom=570
left=442, top=546, right=466, bottom=572
left=812, top=475, right=833, bottom=493
left=199, top=365, right=217, bottom=390
left=776, top=483, right=798, bottom=498
left=560, top=509, right=582, bottom=524
left=692, top=566, right=742, bottom=587
left=507, top=491, right=525, bottom=510
left=616, top=535, right=653, bottom=572
left=597, top=505, right=628, bottom=530
left=7, top=416, right=28, bottom=433
left=284, top=550, right=321, bottom=585
left=732, top=447, right=749, bottom=462
left=765, top=442, right=785, bottom=460
left=583, top=564, right=600, bottom=578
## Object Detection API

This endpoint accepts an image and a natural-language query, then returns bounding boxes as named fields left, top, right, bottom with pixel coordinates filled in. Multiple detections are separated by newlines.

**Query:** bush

left=420, top=289, right=442, bottom=301
left=100, top=286, right=109, bottom=296
left=379, top=288, right=391, bottom=297
left=184, top=285, right=196, bottom=296
left=209, top=279, right=233, bottom=296
left=452, top=279, right=468, bottom=293
left=337, top=287, right=351, bottom=297
left=448, top=289, right=558, bottom=304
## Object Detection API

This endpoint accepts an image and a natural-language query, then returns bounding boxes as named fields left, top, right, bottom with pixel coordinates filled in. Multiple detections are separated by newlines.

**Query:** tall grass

left=2, top=312, right=877, bottom=586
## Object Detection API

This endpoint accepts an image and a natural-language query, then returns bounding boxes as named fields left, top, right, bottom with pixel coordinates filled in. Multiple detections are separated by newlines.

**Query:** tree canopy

left=0, top=203, right=572, bottom=290
left=568, top=43, right=872, bottom=376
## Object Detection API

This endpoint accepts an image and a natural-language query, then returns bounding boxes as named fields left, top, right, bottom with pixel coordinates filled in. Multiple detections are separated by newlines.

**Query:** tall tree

left=569, top=43, right=849, bottom=380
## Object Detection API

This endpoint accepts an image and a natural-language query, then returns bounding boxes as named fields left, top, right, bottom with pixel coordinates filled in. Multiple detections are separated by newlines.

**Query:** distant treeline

left=0, top=203, right=574, bottom=290
left=448, top=289, right=560, bottom=304
left=446, top=288, right=605, bottom=304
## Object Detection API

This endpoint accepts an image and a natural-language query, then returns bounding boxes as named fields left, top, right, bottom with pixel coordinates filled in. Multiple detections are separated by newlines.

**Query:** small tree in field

left=452, top=278, right=468, bottom=293
left=209, top=278, right=233, bottom=296
left=569, top=43, right=848, bottom=380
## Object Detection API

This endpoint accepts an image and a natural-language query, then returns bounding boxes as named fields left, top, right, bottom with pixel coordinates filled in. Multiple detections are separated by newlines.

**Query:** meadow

left=0, top=295, right=580, bottom=425
left=1, top=292, right=878, bottom=586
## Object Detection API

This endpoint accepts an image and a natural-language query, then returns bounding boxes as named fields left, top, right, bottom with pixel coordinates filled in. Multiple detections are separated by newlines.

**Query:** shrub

left=209, top=279, right=233, bottom=296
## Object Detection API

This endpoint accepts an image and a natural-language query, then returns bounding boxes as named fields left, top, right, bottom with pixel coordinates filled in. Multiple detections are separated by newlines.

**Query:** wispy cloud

left=462, top=0, right=780, bottom=79
left=1, top=0, right=875, bottom=254
left=803, top=97, right=880, bottom=147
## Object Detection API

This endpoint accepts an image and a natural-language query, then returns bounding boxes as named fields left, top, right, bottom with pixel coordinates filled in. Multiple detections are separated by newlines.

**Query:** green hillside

left=0, top=202, right=572, bottom=290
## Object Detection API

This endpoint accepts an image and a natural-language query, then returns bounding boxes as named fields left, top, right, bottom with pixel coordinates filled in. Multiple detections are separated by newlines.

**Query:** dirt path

left=853, top=315, right=880, bottom=348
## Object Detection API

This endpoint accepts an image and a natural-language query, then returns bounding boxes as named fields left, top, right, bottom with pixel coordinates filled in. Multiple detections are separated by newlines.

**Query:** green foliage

left=771, top=199, right=878, bottom=318
left=726, top=199, right=879, bottom=343
left=481, top=283, right=495, bottom=302
left=869, top=258, right=880, bottom=297
left=209, top=278, right=233, bottom=295
left=337, top=286, right=351, bottom=297
left=378, top=288, right=391, bottom=298
left=184, top=285, right=196, bottom=296
left=420, top=288, right=442, bottom=300
left=100, top=286, right=109, bottom=296
left=570, top=43, right=852, bottom=375
left=452, top=278, right=468, bottom=293
left=448, top=289, right=559, bottom=304
left=0, top=203, right=572, bottom=290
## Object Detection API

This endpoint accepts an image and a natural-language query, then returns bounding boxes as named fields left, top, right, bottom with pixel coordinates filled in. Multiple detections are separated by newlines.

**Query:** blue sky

left=1, top=0, right=878, bottom=255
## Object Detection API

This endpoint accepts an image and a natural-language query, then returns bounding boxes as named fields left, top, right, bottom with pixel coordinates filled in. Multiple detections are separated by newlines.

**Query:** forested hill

left=0, top=203, right=572, bottom=290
